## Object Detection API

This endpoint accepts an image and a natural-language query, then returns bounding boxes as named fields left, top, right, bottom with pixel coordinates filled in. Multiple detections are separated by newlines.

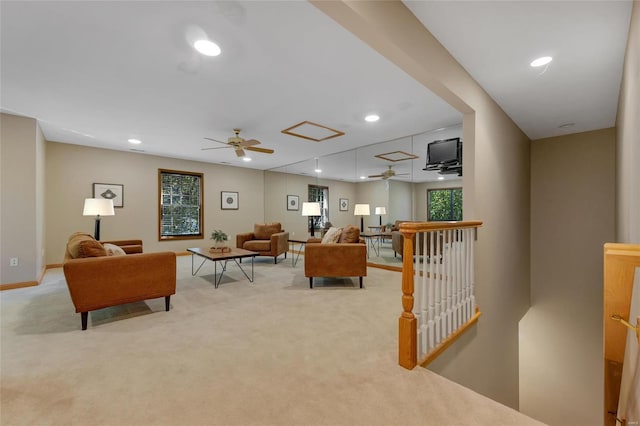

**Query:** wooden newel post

left=399, top=229, right=417, bottom=369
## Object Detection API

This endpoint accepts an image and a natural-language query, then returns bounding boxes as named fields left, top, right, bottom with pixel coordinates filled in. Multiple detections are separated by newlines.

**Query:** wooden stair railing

left=398, top=220, right=483, bottom=370
left=603, top=243, right=640, bottom=426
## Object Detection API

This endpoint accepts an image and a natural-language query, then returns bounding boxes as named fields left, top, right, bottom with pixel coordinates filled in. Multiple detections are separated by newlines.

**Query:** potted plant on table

left=210, top=229, right=229, bottom=251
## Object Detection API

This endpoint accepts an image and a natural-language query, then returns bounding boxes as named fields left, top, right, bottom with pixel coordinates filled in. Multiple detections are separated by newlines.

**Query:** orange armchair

left=236, top=222, right=289, bottom=264
left=304, top=225, right=367, bottom=288
left=62, top=232, right=176, bottom=330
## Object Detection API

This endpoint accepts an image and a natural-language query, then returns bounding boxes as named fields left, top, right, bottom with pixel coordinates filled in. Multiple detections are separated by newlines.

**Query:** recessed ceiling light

left=194, top=39, right=221, bottom=57
left=127, top=138, right=142, bottom=144
left=558, top=122, right=575, bottom=129
left=314, top=168, right=322, bottom=173
left=530, top=56, right=552, bottom=67
left=360, top=176, right=366, bottom=180
left=242, top=157, right=252, bottom=162
left=438, top=176, right=445, bottom=181
left=364, top=114, right=380, bottom=122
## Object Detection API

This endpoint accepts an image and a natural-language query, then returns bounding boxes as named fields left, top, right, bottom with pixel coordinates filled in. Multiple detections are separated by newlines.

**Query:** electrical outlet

left=9, top=257, right=18, bottom=267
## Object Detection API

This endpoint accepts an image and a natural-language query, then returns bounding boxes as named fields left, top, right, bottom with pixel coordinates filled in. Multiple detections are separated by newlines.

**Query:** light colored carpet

left=1, top=255, right=543, bottom=426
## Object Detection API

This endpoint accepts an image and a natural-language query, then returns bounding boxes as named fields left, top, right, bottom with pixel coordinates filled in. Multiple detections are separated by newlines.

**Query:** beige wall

left=355, top=180, right=388, bottom=229
left=521, top=128, right=616, bottom=425
left=312, top=1, right=531, bottom=408
left=387, top=180, right=413, bottom=223
left=35, top=120, right=46, bottom=277
left=45, top=142, right=265, bottom=264
left=617, top=1, right=640, bottom=244
left=1, top=113, right=44, bottom=285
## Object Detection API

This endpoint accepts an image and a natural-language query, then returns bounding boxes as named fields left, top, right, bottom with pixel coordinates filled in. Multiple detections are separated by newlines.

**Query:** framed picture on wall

left=221, top=191, right=239, bottom=210
left=339, top=198, right=349, bottom=212
left=287, top=195, right=299, bottom=211
left=93, top=183, right=124, bottom=208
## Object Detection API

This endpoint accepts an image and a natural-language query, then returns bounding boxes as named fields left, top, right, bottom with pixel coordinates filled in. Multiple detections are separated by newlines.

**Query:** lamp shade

left=83, top=198, right=115, bottom=217
left=353, top=204, right=370, bottom=216
left=301, top=202, right=321, bottom=216
left=374, top=206, right=386, bottom=215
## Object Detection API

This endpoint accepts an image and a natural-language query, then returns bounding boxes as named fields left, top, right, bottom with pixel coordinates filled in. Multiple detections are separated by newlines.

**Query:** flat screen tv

left=426, top=137, right=462, bottom=166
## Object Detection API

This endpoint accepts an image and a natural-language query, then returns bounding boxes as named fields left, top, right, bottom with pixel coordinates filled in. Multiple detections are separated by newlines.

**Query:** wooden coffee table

left=187, top=247, right=258, bottom=288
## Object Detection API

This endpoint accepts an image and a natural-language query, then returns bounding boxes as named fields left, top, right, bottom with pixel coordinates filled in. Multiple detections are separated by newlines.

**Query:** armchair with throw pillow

left=62, top=232, right=176, bottom=330
left=304, top=225, right=367, bottom=288
left=236, top=222, right=289, bottom=264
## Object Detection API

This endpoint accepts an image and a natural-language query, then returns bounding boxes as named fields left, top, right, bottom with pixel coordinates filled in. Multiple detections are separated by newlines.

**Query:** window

left=428, top=187, right=462, bottom=221
left=159, top=169, right=203, bottom=240
left=308, top=184, right=329, bottom=230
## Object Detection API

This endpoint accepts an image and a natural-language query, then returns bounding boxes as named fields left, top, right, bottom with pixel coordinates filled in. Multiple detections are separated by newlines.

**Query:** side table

left=288, top=238, right=308, bottom=267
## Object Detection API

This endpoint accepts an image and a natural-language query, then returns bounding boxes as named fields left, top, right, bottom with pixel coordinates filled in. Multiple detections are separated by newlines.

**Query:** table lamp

left=301, top=202, right=321, bottom=237
left=83, top=198, right=115, bottom=240
left=354, top=203, right=370, bottom=232
left=375, top=206, right=387, bottom=226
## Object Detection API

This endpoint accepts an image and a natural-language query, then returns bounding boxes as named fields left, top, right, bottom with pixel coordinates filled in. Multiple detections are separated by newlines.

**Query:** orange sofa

left=304, top=225, right=367, bottom=288
left=62, top=233, right=176, bottom=330
left=236, top=223, right=289, bottom=264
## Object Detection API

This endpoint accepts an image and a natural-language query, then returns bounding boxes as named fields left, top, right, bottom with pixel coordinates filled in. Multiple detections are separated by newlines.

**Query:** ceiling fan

left=368, top=165, right=410, bottom=180
left=202, top=129, right=274, bottom=157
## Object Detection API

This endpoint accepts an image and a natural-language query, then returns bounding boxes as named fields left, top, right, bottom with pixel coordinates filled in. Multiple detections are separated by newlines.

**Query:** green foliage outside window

left=428, top=188, right=462, bottom=221
left=159, top=169, right=203, bottom=239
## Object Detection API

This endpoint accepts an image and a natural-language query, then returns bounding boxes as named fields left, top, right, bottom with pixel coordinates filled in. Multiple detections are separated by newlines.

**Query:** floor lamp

left=354, top=204, right=370, bottom=232
left=83, top=198, right=115, bottom=240
left=375, top=206, right=387, bottom=226
left=301, top=202, right=321, bottom=237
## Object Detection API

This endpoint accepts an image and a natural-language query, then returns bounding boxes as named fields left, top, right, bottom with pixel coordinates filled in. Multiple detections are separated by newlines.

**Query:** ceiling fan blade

left=396, top=173, right=410, bottom=176
left=204, top=137, right=228, bottom=145
left=240, top=138, right=260, bottom=147
left=368, top=174, right=384, bottom=178
left=235, top=148, right=246, bottom=157
left=201, top=146, right=233, bottom=151
left=245, top=146, right=274, bottom=154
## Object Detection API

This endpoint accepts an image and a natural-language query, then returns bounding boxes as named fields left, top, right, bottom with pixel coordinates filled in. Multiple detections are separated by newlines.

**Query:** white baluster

left=462, top=229, right=469, bottom=323
left=426, top=231, right=435, bottom=352
left=446, top=229, right=453, bottom=335
left=457, top=229, right=463, bottom=329
left=470, top=227, right=476, bottom=318
left=434, top=231, right=442, bottom=346
left=465, top=228, right=474, bottom=321
left=422, top=232, right=429, bottom=316
left=451, top=230, right=457, bottom=331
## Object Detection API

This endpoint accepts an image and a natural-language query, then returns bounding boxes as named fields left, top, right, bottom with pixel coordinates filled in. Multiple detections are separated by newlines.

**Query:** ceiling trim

left=374, top=150, right=419, bottom=162
left=281, top=120, right=345, bottom=142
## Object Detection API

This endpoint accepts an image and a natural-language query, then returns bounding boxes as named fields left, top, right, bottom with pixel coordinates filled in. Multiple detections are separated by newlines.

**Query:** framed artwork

left=339, top=198, right=349, bottom=212
left=221, top=191, right=239, bottom=210
left=287, top=195, right=299, bottom=211
left=93, top=183, right=124, bottom=208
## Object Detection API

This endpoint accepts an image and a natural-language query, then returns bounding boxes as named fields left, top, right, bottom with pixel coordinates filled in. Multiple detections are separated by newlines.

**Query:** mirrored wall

left=264, top=124, right=464, bottom=268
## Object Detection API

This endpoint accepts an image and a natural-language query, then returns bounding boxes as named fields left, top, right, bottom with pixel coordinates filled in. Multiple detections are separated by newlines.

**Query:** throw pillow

left=103, top=243, right=126, bottom=256
left=77, top=240, right=108, bottom=258
left=254, top=222, right=282, bottom=240
left=321, top=227, right=342, bottom=244
left=66, top=232, right=97, bottom=259
left=339, top=225, right=360, bottom=243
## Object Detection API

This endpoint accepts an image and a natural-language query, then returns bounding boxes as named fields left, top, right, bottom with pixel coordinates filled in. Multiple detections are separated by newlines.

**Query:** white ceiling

left=405, top=0, right=632, bottom=140
left=0, top=1, right=632, bottom=182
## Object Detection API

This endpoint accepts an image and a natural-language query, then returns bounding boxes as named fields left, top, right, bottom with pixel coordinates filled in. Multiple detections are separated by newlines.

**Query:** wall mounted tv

left=426, top=137, right=462, bottom=166
left=423, top=137, right=463, bottom=176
